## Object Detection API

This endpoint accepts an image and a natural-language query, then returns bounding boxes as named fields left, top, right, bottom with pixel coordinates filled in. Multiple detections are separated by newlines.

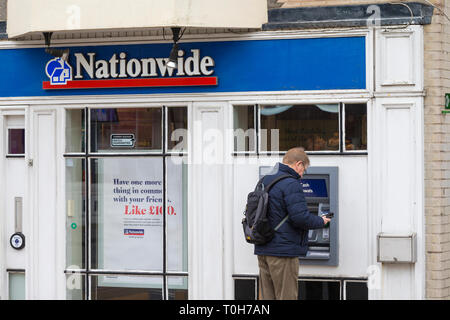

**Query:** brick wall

left=276, top=0, right=450, bottom=299
left=0, top=0, right=6, bottom=21
left=423, top=0, right=450, bottom=300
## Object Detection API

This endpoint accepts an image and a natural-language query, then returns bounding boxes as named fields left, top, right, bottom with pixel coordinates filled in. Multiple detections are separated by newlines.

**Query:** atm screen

left=301, top=179, right=328, bottom=198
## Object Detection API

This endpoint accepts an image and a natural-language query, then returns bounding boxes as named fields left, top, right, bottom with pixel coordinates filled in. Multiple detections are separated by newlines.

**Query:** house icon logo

left=45, top=57, right=72, bottom=85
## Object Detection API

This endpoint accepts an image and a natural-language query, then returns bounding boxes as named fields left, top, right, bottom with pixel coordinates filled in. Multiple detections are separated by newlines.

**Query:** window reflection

left=345, top=104, right=367, bottom=151
left=167, top=107, right=188, bottom=151
left=65, top=109, right=85, bottom=153
left=91, top=275, right=163, bottom=300
left=168, top=277, right=189, bottom=300
left=298, top=280, right=341, bottom=300
left=8, top=128, right=25, bottom=155
left=65, top=158, right=85, bottom=270
left=345, top=281, right=368, bottom=300
left=233, top=105, right=255, bottom=152
left=90, top=108, right=162, bottom=152
left=260, top=104, right=339, bottom=152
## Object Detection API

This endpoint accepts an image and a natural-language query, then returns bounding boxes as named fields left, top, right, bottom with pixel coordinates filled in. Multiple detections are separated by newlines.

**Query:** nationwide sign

left=0, top=37, right=366, bottom=97
left=43, top=49, right=218, bottom=89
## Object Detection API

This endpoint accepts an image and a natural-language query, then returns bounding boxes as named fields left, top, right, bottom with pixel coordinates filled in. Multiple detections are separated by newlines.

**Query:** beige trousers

left=257, top=255, right=299, bottom=300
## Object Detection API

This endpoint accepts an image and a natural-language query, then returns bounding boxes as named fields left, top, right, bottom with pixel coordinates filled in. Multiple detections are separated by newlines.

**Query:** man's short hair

left=282, top=147, right=310, bottom=166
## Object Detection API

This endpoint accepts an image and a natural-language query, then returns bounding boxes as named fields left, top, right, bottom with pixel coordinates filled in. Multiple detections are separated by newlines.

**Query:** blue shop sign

left=0, top=36, right=366, bottom=97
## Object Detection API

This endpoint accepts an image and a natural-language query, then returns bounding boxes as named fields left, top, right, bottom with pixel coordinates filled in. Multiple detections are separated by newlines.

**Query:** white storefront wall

left=0, top=27, right=425, bottom=300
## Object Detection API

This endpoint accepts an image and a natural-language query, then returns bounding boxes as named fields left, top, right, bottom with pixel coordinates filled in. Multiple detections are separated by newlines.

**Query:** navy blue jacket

left=254, top=163, right=325, bottom=257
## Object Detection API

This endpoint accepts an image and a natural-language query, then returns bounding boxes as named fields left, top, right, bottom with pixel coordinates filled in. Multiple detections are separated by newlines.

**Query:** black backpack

left=242, top=174, right=292, bottom=245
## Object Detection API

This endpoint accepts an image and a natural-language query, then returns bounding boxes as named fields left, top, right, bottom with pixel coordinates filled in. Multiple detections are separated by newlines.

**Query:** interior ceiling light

left=43, top=32, right=70, bottom=61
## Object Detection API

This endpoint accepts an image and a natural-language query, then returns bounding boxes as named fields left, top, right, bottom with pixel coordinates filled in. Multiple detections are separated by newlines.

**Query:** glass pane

left=260, top=104, right=339, bottom=152
left=8, top=273, right=25, bottom=300
left=167, top=107, right=188, bottom=151
left=345, top=281, right=368, bottom=300
left=168, top=276, right=188, bottom=300
left=91, top=158, right=163, bottom=271
left=233, top=105, right=255, bottom=152
left=345, top=104, right=367, bottom=151
left=8, top=128, right=25, bottom=155
left=90, top=108, right=162, bottom=153
left=66, top=109, right=85, bottom=153
left=65, top=273, right=86, bottom=300
left=166, top=157, right=188, bottom=272
left=91, top=275, right=163, bottom=300
left=65, top=158, right=86, bottom=269
left=234, top=279, right=256, bottom=300
left=298, top=280, right=340, bottom=300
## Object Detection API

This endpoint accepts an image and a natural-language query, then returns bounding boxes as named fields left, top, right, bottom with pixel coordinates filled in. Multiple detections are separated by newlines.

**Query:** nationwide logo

left=124, top=229, right=145, bottom=236
left=43, top=49, right=218, bottom=90
left=45, top=57, right=73, bottom=85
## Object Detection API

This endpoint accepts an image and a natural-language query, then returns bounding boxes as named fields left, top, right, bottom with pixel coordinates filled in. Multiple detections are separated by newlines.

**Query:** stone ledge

left=263, top=2, right=434, bottom=30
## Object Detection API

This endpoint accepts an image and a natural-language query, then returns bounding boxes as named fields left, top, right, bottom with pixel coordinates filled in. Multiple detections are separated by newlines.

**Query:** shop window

left=233, top=105, right=256, bottom=152
left=233, top=276, right=367, bottom=300
left=65, top=109, right=85, bottom=153
left=233, top=103, right=368, bottom=154
left=260, top=104, right=339, bottom=152
left=90, top=157, right=164, bottom=271
left=167, top=107, right=188, bottom=152
left=168, top=276, right=189, bottom=300
left=90, top=275, right=163, bottom=300
left=298, top=279, right=341, bottom=300
left=7, top=128, right=25, bottom=156
left=8, top=271, right=25, bottom=300
left=90, top=108, right=162, bottom=153
left=344, top=104, right=367, bottom=151
left=344, top=281, right=368, bottom=300
left=64, top=106, right=188, bottom=300
left=65, top=272, right=86, bottom=300
left=234, top=278, right=257, bottom=300
left=166, top=158, right=189, bottom=273
left=65, top=158, right=86, bottom=270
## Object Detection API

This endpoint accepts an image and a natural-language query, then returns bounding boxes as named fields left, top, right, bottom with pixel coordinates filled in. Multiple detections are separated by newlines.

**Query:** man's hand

left=322, top=216, right=331, bottom=225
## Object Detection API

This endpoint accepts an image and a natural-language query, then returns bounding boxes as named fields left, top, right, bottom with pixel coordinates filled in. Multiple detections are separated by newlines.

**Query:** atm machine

left=259, top=166, right=339, bottom=266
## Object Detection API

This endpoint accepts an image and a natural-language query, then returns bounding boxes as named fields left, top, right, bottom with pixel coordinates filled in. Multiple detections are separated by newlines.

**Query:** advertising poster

left=95, top=158, right=187, bottom=288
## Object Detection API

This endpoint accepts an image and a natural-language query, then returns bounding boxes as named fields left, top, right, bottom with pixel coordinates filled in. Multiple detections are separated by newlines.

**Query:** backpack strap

left=254, top=176, right=265, bottom=191
left=264, top=174, right=293, bottom=191
left=274, top=215, right=289, bottom=231
left=263, top=174, right=296, bottom=231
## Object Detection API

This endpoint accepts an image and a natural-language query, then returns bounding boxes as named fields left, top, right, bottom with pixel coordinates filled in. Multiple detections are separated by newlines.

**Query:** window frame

left=6, top=127, right=25, bottom=158
left=165, top=105, right=189, bottom=155
left=343, top=279, right=370, bottom=300
left=6, top=269, right=26, bottom=300
left=88, top=105, right=165, bottom=156
left=232, top=275, right=368, bottom=300
left=232, top=104, right=258, bottom=155
left=342, top=102, right=368, bottom=153
left=64, top=105, right=189, bottom=300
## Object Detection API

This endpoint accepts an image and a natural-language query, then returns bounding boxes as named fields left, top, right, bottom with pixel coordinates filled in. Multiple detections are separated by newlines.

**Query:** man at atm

left=255, top=147, right=331, bottom=300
